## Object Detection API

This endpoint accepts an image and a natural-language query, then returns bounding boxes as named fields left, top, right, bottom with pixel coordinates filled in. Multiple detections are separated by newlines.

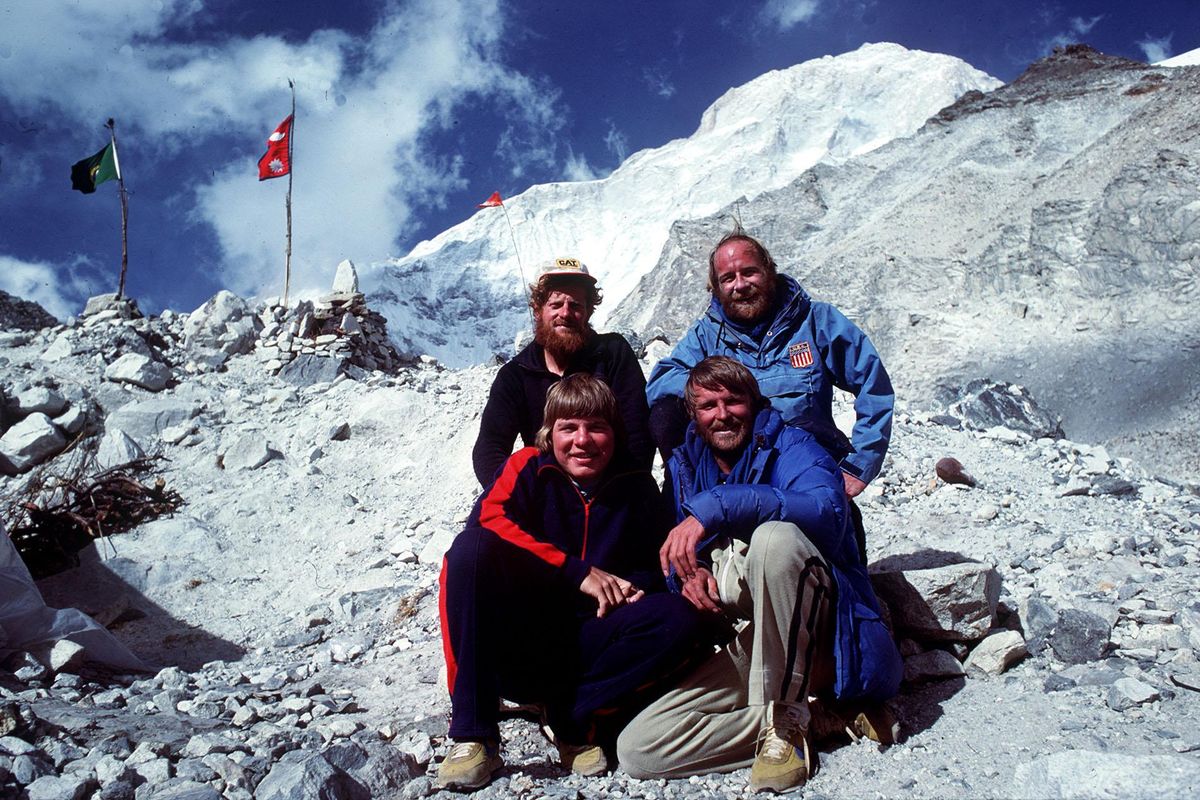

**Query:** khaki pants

left=616, top=521, right=834, bottom=778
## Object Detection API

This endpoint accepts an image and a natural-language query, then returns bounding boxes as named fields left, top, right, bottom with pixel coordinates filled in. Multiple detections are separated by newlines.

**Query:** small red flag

left=258, top=115, right=293, bottom=181
left=477, top=191, right=503, bottom=208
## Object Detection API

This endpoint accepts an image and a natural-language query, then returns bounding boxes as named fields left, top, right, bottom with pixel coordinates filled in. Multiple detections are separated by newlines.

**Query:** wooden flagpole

left=283, top=80, right=295, bottom=306
left=106, top=118, right=130, bottom=299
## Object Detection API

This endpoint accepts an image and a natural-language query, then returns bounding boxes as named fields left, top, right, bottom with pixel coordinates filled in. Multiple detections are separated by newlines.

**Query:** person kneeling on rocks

left=436, top=374, right=709, bottom=791
left=617, top=357, right=902, bottom=794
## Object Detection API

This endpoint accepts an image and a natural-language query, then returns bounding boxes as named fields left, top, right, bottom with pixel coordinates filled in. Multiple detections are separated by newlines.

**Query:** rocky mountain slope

left=0, top=285, right=1198, bottom=799
left=361, top=43, right=1000, bottom=366
left=609, top=45, right=1200, bottom=483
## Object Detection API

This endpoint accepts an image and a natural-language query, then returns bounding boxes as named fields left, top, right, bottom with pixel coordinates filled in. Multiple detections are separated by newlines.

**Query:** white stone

left=222, top=435, right=274, bottom=471
left=332, top=259, right=359, bottom=293
left=387, top=534, right=414, bottom=556
left=52, top=405, right=87, bottom=435
left=44, top=640, right=87, bottom=674
left=339, top=312, right=362, bottom=336
left=13, top=386, right=68, bottom=417
left=104, top=353, right=171, bottom=391
left=0, top=412, right=67, bottom=473
left=96, top=428, right=146, bottom=470
left=964, top=630, right=1028, bottom=675
left=40, top=335, right=76, bottom=362
left=418, top=529, right=457, bottom=565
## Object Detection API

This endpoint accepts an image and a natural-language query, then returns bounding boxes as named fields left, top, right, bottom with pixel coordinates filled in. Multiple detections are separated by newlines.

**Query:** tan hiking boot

left=848, top=705, right=900, bottom=745
left=434, top=739, right=503, bottom=791
left=750, top=701, right=812, bottom=794
left=557, top=741, right=610, bottom=776
left=809, top=698, right=900, bottom=745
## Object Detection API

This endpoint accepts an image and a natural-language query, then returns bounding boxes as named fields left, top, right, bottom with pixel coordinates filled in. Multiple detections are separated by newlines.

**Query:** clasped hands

left=659, top=515, right=721, bottom=613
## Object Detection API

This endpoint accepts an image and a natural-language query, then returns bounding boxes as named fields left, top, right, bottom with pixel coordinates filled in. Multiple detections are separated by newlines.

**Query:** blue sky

left=1, top=0, right=1196, bottom=318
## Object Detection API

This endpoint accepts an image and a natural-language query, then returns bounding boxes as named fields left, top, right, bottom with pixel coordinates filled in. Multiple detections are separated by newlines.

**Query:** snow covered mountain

left=362, top=43, right=999, bottom=366
left=610, top=45, right=1200, bottom=478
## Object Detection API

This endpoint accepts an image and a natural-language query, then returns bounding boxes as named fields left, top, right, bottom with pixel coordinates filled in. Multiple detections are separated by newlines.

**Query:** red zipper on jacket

left=536, top=464, right=640, bottom=560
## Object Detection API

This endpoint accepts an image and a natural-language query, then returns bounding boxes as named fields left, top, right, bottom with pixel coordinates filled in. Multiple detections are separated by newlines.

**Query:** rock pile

left=254, top=261, right=408, bottom=385
left=0, top=657, right=426, bottom=800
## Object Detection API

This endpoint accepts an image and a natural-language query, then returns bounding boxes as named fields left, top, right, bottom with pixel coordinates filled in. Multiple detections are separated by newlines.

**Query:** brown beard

left=699, top=416, right=750, bottom=458
left=719, top=275, right=776, bottom=324
left=535, top=316, right=590, bottom=361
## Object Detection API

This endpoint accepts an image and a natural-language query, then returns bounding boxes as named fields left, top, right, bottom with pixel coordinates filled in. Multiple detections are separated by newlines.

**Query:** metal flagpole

left=106, top=118, right=130, bottom=299
left=499, top=204, right=532, bottom=326
left=283, top=80, right=295, bottom=306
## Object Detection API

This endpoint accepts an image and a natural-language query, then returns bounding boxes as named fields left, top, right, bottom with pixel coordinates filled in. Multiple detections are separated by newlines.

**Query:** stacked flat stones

left=255, top=261, right=405, bottom=376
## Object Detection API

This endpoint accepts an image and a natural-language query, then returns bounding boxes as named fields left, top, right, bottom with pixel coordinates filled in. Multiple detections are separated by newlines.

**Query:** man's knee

left=616, top=721, right=665, bottom=779
left=443, top=526, right=487, bottom=576
left=746, top=521, right=820, bottom=568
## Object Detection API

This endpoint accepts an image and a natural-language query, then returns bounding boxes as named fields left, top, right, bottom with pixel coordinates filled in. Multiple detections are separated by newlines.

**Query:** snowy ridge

left=362, top=43, right=999, bottom=366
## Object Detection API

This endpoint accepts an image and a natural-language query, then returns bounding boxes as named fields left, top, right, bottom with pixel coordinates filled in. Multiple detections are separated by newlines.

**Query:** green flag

left=70, top=142, right=120, bottom=194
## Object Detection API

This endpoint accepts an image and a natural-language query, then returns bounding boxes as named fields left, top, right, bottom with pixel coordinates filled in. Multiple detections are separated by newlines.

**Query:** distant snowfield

left=361, top=43, right=1000, bottom=366
left=1158, top=46, right=1200, bottom=67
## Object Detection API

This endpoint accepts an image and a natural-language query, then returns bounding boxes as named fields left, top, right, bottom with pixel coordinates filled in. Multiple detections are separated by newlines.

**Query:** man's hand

left=842, top=472, right=867, bottom=498
left=680, top=567, right=721, bottom=613
left=579, top=567, right=643, bottom=618
left=659, top=515, right=706, bottom=579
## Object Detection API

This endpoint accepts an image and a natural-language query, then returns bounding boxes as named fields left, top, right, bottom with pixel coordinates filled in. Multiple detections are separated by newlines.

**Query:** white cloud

left=562, top=149, right=601, bottom=182
left=604, top=123, right=629, bottom=163
left=1138, top=34, right=1173, bottom=64
left=0, top=256, right=97, bottom=319
left=1070, top=15, right=1104, bottom=36
left=0, top=0, right=576, bottom=300
left=642, top=66, right=676, bottom=98
left=758, top=0, right=820, bottom=32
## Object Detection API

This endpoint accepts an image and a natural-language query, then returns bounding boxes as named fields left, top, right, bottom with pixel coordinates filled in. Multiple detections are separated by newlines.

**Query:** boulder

left=1106, top=677, right=1160, bottom=711
left=277, top=353, right=350, bottom=387
left=104, top=353, right=171, bottom=392
left=938, top=380, right=1064, bottom=439
left=1011, top=751, right=1200, bottom=799
left=96, top=428, right=146, bottom=471
left=40, top=335, right=76, bottom=362
left=106, top=398, right=202, bottom=445
left=12, top=386, right=68, bottom=417
left=902, top=649, right=965, bottom=684
left=1049, top=607, right=1112, bottom=664
left=52, top=404, right=88, bottom=435
left=221, top=435, right=275, bottom=471
left=83, top=293, right=141, bottom=319
left=963, top=630, right=1028, bottom=676
left=183, top=291, right=260, bottom=361
left=255, top=753, right=363, bottom=800
left=0, top=412, right=66, bottom=473
left=870, top=560, right=1001, bottom=642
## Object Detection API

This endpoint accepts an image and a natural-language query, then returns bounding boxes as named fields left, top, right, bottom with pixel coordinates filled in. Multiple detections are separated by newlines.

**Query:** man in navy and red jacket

left=438, top=375, right=706, bottom=792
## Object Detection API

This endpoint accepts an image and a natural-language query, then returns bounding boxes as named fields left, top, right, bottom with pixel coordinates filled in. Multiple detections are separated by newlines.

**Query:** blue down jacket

left=647, top=275, right=893, bottom=485
left=665, top=407, right=902, bottom=702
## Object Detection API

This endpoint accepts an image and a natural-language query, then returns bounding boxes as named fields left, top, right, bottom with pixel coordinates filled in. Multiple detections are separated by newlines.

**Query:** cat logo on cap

left=789, top=341, right=813, bottom=369
left=556, top=258, right=581, bottom=269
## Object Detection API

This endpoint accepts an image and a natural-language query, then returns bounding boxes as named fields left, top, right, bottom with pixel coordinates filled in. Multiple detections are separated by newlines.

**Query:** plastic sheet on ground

left=0, top=521, right=146, bottom=672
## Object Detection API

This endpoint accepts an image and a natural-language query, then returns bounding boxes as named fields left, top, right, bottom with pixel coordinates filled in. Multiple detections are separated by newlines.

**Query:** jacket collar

left=705, top=275, right=812, bottom=346
left=674, top=406, right=784, bottom=488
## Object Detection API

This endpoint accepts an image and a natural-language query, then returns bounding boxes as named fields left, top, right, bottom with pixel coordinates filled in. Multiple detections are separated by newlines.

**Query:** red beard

left=535, top=317, right=590, bottom=361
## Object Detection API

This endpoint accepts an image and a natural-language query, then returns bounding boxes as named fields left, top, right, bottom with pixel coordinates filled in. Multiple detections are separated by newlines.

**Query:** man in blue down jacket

left=645, top=233, right=893, bottom=556
left=617, top=357, right=901, bottom=794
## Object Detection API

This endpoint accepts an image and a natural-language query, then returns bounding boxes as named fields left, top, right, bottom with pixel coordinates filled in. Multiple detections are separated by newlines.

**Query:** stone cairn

left=254, top=260, right=407, bottom=376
